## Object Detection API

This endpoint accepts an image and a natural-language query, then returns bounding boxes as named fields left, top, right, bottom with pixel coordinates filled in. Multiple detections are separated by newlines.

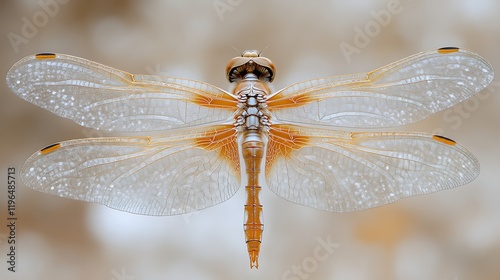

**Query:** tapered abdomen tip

left=247, top=240, right=260, bottom=269
left=249, top=252, right=259, bottom=269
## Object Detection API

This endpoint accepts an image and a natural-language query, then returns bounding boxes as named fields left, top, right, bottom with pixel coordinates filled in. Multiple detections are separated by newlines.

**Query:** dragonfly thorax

left=234, top=79, right=271, bottom=132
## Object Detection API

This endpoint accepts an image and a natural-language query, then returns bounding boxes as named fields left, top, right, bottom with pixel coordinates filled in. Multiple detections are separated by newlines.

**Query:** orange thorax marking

left=266, top=125, right=310, bottom=176
left=192, top=94, right=237, bottom=108
left=194, top=125, right=240, bottom=175
left=266, top=91, right=316, bottom=109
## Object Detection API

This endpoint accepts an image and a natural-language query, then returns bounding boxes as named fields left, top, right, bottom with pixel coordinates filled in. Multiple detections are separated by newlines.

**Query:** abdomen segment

left=241, top=131, right=265, bottom=268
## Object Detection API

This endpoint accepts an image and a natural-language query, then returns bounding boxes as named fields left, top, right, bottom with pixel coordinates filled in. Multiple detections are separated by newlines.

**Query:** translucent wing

left=21, top=125, right=240, bottom=215
left=6, top=53, right=238, bottom=133
left=265, top=124, right=479, bottom=212
left=267, top=48, right=494, bottom=128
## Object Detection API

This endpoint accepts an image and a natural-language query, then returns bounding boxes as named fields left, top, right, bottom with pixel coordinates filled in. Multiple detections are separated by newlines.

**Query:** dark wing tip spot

left=432, top=135, right=457, bottom=146
left=438, top=47, right=460, bottom=54
left=35, top=53, right=57, bottom=59
left=40, top=143, right=61, bottom=154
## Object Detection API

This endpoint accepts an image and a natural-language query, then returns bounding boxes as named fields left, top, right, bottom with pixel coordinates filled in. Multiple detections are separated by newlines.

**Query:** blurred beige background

left=1, top=0, right=499, bottom=279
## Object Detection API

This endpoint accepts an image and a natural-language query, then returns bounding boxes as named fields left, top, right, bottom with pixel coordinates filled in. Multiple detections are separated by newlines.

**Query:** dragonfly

left=6, top=47, right=493, bottom=268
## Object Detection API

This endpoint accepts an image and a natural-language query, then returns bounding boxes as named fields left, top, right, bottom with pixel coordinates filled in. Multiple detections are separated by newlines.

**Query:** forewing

left=267, top=48, right=494, bottom=128
left=266, top=125, right=479, bottom=212
left=21, top=125, right=240, bottom=215
left=6, top=53, right=237, bottom=132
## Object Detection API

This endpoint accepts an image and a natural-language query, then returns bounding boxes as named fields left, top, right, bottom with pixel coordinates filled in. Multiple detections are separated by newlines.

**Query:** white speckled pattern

left=6, top=54, right=237, bottom=133
left=20, top=130, right=240, bottom=215
left=270, top=49, right=493, bottom=128
left=266, top=129, right=479, bottom=212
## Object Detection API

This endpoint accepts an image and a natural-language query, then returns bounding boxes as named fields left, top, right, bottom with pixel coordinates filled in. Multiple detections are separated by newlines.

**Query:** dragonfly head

left=226, top=50, right=276, bottom=83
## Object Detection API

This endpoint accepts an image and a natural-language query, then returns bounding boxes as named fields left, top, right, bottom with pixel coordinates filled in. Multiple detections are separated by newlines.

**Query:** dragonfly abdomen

left=233, top=74, right=271, bottom=269
left=242, top=132, right=264, bottom=268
